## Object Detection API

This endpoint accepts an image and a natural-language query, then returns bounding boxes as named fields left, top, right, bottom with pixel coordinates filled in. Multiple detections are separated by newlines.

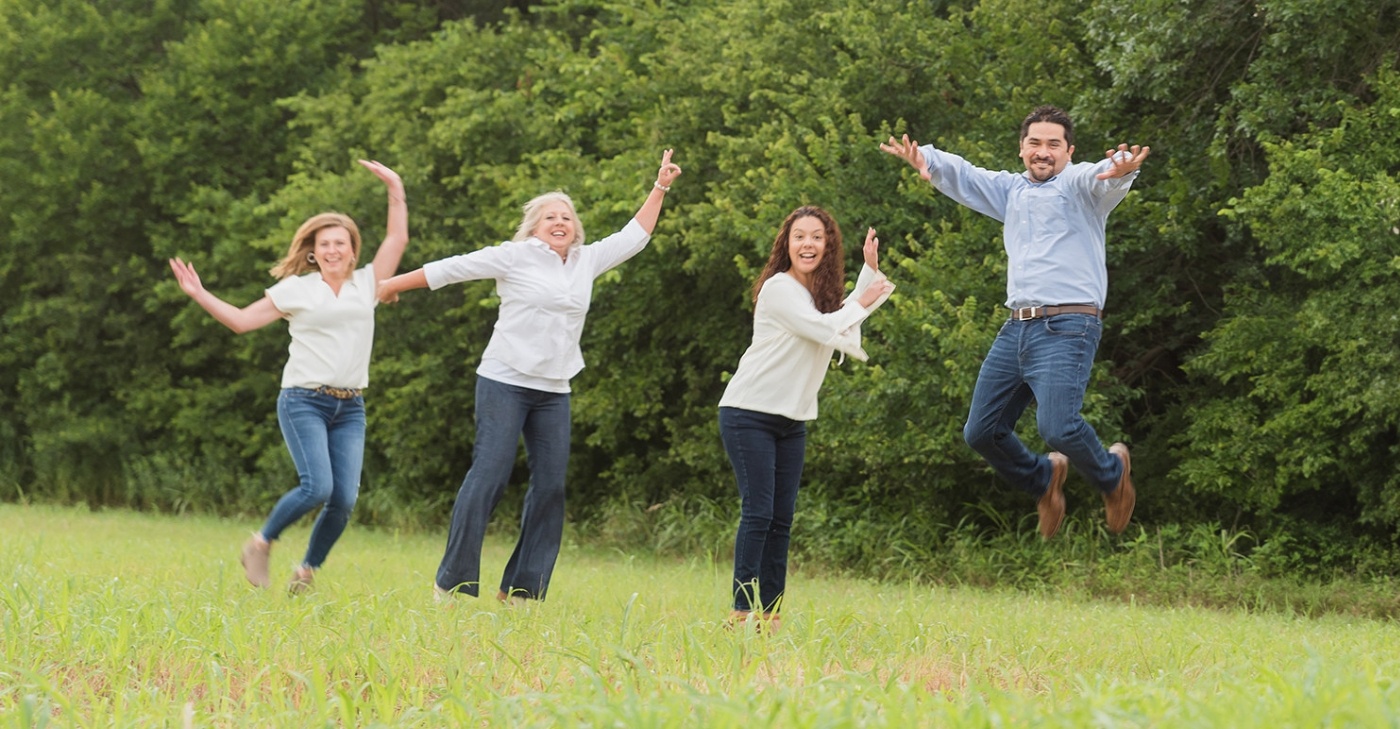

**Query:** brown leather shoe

left=1104, top=443, right=1136, bottom=534
left=1037, top=452, right=1069, bottom=539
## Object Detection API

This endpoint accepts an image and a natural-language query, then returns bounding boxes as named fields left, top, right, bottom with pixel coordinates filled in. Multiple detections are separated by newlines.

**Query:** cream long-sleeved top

left=718, top=264, right=892, bottom=421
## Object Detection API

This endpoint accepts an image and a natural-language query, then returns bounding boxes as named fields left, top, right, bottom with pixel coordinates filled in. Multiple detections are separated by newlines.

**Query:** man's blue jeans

left=436, top=376, right=570, bottom=601
left=719, top=406, right=806, bottom=613
left=262, top=388, right=365, bottom=569
left=963, top=314, right=1122, bottom=496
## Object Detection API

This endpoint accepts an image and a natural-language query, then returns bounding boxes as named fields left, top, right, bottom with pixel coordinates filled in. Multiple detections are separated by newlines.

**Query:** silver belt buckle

left=1015, top=306, right=1042, bottom=321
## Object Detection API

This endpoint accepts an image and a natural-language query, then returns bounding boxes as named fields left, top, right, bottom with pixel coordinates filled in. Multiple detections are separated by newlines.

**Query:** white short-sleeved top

left=265, top=264, right=378, bottom=390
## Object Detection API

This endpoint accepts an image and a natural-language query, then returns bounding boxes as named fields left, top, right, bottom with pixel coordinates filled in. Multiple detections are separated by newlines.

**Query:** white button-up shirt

left=422, top=219, right=651, bottom=393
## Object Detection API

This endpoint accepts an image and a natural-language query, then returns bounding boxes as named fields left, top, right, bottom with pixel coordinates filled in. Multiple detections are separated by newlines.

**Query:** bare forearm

left=634, top=150, right=681, bottom=234
left=633, top=185, right=668, bottom=234
left=192, top=292, right=280, bottom=334
left=373, top=187, right=410, bottom=281
left=381, top=269, right=429, bottom=298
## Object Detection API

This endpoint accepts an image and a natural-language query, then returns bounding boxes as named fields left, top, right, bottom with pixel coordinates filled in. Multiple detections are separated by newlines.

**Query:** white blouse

left=265, top=264, right=378, bottom=390
left=422, top=219, right=651, bottom=393
left=719, top=265, right=892, bottom=421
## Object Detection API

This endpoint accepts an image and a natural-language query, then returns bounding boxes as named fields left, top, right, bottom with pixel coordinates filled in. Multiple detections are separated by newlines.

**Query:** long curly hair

left=751, top=205, right=845, bottom=313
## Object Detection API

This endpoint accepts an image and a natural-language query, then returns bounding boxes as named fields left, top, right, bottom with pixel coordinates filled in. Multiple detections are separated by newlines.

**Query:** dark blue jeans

left=962, top=314, right=1122, bottom=497
left=436, top=376, right=571, bottom=601
left=720, top=406, right=806, bottom=613
left=263, top=388, right=365, bottom=569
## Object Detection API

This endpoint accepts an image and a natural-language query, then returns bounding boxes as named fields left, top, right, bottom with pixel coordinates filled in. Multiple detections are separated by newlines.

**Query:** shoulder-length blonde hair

left=752, top=205, right=845, bottom=313
left=513, top=191, right=585, bottom=247
left=269, top=212, right=362, bottom=279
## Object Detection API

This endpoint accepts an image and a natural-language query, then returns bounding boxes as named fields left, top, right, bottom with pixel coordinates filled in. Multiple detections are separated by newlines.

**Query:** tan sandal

left=287, top=565, right=315, bottom=595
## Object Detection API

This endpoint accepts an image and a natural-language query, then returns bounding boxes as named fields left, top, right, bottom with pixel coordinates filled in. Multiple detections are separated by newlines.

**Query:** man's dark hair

left=1020, top=105, right=1074, bottom=147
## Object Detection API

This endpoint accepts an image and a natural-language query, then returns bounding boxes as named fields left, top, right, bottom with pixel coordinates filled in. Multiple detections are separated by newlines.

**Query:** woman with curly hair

left=718, top=205, right=894, bottom=629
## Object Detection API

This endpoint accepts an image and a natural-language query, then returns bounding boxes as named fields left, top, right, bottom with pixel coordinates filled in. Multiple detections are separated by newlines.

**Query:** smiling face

left=311, top=225, right=355, bottom=278
left=786, top=215, right=827, bottom=285
left=1019, top=121, right=1075, bottom=182
left=531, top=200, right=578, bottom=255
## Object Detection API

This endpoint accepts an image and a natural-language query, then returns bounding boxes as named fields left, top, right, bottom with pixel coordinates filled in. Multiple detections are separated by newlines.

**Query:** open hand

left=879, top=134, right=931, bottom=181
left=168, top=257, right=206, bottom=299
left=1096, top=144, right=1151, bottom=180
left=358, top=159, right=405, bottom=194
left=862, top=227, right=881, bottom=272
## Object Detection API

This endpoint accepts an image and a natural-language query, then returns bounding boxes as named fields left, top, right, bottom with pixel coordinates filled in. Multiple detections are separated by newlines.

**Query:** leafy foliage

left=2, top=0, right=1399, bottom=580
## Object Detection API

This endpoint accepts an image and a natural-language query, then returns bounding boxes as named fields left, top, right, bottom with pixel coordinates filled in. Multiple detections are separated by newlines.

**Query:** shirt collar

left=526, top=236, right=582, bottom=252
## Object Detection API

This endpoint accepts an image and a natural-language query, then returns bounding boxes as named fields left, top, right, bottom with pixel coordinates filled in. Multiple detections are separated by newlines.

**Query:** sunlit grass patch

left=4, top=504, right=1400, bottom=726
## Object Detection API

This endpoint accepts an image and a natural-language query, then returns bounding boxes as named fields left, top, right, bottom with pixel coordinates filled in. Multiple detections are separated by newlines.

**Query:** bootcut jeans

left=436, top=376, right=571, bottom=601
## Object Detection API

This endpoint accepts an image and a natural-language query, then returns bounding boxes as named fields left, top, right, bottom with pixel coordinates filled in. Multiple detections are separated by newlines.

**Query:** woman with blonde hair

left=719, top=205, right=894, bottom=630
left=378, top=149, right=681, bottom=604
left=168, top=160, right=408, bottom=592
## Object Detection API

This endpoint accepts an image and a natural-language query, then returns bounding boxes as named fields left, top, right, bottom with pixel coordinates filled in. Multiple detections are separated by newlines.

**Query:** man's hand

left=1097, top=143, right=1151, bottom=179
left=879, top=134, right=932, bottom=181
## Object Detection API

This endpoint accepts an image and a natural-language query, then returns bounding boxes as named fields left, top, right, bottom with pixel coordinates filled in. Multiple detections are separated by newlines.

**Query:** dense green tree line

left=2, top=0, right=1398, bottom=574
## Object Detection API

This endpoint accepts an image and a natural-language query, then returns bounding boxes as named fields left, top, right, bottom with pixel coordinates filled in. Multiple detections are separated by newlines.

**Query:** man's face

left=1019, top=121, right=1074, bottom=182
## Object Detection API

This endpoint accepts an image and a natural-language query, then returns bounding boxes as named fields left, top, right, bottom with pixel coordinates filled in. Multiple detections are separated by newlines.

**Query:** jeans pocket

left=1044, top=314, right=1099, bottom=338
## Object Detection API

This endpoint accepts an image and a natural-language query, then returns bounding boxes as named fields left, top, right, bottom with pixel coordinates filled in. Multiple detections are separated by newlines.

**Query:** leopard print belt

left=313, top=385, right=362, bottom=400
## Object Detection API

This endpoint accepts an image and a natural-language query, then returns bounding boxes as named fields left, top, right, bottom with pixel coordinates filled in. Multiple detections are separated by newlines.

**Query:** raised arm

left=168, top=257, right=283, bottom=334
left=359, top=159, right=409, bottom=283
left=632, top=149, right=683, bottom=234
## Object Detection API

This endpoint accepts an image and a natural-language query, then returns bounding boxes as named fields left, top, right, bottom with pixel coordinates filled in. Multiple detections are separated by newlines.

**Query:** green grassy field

left=3, top=504, right=1400, bottom=727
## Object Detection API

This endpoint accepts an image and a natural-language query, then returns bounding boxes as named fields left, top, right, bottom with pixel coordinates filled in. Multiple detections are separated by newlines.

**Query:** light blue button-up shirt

left=920, top=145, right=1137, bottom=310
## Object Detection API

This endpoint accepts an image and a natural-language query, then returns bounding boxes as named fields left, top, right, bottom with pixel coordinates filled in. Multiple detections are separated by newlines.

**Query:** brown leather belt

left=1009, top=305, right=1103, bottom=321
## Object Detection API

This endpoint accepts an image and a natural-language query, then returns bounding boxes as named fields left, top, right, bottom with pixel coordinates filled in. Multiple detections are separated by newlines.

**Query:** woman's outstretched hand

left=168, top=257, right=206, bottom=299
left=358, top=159, right=404, bottom=194
left=857, top=228, right=895, bottom=308
left=376, top=280, right=400, bottom=305
left=862, top=227, right=882, bottom=272
left=656, top=149, right=682, bottom=189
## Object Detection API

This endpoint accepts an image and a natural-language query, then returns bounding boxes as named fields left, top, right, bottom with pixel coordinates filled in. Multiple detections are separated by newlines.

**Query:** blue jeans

left=262, top=388, right=365, bottom=569
left=963, top=314, right=1122, bottom=497
left=719, top=407, right=806, bottom=613
left=436, top=376, right=571, bottom=601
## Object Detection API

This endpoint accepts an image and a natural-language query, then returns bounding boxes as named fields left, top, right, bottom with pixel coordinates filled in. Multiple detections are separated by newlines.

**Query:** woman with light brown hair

left=168, top=160, right=408, bottom=592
